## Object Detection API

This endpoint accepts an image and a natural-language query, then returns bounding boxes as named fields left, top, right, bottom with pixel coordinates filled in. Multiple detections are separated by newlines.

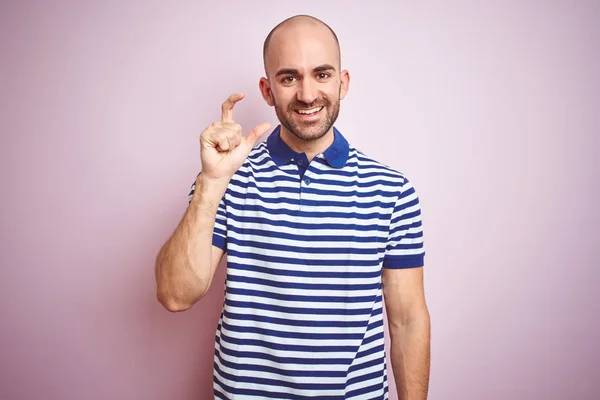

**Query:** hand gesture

left=199, top=93, right=271, bottom=181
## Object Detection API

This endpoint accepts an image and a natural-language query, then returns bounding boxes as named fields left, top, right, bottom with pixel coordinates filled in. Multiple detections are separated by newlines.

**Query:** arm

left=154, top=92, right=272, bottom=312
left=383, top=266, right=431, bottom=400
left=154, top=174, right=227, bottom=312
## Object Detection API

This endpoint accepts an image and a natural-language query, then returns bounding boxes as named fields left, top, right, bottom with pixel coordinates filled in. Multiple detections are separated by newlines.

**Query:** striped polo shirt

left=188, top=125, right=425, bottom=399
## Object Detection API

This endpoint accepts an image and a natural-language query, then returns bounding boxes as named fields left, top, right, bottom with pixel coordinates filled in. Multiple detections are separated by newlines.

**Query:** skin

left=258, top=18, right=349, bottom=161
left=154, top=93, right=270, bottom=311
left=154, top=15, right=430, bottom=399
left=383, top=266, right=431, bottom=399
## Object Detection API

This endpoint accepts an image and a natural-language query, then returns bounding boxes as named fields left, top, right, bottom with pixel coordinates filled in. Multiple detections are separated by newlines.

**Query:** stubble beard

left=273, top=86, right=341, bottom=142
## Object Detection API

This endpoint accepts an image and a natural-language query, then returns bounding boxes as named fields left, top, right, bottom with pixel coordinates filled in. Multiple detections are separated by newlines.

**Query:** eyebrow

left=274, top=64, right=337, bottom=78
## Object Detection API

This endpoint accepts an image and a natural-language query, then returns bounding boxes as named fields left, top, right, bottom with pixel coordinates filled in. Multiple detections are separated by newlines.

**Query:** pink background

left=1, top=1, right=598, bottom=399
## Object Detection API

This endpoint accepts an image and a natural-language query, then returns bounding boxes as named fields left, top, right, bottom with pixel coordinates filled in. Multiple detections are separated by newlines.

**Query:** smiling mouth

left=295, top=106, right=324, bottom=116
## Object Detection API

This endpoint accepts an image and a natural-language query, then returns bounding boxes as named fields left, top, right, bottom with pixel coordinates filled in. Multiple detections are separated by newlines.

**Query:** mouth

left=294, top=106, right=324, bottom=118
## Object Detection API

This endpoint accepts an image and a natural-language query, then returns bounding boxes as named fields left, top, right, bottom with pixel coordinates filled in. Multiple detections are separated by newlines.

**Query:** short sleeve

left=187, top=174, right=228, bottom=251
left=383, top=178, right=425, bottom=269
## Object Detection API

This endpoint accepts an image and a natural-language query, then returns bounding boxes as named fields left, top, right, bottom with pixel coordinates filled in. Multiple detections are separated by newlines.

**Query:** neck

left=279, top=126, right=335, bottom=162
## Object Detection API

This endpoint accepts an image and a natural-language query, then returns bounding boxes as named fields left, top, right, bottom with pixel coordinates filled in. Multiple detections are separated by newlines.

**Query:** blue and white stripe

left=189, top=126, right=425, bottom=399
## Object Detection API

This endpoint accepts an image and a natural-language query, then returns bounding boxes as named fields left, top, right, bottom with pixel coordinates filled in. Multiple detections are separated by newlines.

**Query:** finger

left=221, top=92, right=245, bottom=122
left=214, top=122, right=242, bottom=148
left=217, top=121, right=243, bottom=137
left=215, top=135, right=230, bottom=152
left=243, top=122, right=272, bottom=147
left=229, top=130, right=242, bottom=148
left=221, top=129, right=241, bottom=149
left=203, top=128, right=231, bottom=152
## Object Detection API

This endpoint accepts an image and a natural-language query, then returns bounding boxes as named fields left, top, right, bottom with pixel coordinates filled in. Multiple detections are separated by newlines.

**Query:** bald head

left=262, top=15, right=341, bottom=75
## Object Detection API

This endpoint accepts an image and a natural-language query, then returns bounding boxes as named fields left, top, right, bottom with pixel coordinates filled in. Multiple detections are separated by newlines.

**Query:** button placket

left=298, top=166, right=312, bottom=210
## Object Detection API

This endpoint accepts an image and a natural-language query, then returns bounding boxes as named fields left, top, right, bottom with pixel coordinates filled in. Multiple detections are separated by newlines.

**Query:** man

left=155, top=14, right=430, bottom=399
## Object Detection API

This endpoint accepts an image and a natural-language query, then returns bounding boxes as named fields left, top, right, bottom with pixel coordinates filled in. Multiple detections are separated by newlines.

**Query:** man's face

left=260, top=24, right=349, bottom=141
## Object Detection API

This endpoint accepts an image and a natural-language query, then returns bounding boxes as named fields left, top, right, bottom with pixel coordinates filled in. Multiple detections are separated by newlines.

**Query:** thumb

left=243, top=122, right=272, bottom=147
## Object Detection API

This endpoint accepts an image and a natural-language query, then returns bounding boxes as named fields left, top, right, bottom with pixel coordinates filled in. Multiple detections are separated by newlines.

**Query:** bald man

left=155, top=15, right=430, bottom=400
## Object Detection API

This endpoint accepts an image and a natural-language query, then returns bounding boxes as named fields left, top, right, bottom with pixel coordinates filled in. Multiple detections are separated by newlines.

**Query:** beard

left=273, top=86, right=341, bottom=141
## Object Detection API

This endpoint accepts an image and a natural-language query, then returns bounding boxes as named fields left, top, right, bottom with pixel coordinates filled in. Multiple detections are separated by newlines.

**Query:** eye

left=317, top=72, right=331, bottom=80
left=281, top=76, right=297, bottom=84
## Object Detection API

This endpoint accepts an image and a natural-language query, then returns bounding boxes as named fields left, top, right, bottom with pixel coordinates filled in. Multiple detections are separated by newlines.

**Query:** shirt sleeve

left=383, top=178, right=425, bottom=269
left=187, top=174, right=228, bottom=251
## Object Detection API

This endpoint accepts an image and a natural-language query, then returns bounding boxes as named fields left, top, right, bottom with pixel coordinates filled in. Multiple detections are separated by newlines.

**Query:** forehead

left=266, top=24, right=339, bottom=75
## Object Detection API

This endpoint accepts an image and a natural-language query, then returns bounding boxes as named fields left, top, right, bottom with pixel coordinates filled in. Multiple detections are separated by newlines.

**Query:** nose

left=296, top=78, right=318, bottom=105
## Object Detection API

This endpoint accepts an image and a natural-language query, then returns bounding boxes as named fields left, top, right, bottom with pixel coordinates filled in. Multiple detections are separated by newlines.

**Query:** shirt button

left=297, top=158, right=304, bottom=165
left=303, top=177, right=310, bottom=185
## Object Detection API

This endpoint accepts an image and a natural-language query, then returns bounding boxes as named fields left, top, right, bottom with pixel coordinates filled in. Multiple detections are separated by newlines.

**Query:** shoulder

left=348, top=146, right=413, bottom=192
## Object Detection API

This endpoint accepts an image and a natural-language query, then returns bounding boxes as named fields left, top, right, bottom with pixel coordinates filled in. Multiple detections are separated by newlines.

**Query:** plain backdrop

left=1, top=1, right=599, bottom=399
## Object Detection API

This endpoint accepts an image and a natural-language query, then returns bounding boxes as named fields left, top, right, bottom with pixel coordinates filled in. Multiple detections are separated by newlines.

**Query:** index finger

left=221, top=92, right=245, bottom=122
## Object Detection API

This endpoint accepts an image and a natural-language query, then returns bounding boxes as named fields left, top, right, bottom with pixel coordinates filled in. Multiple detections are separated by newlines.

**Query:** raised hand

left=199, top=93, right=271, bottom=181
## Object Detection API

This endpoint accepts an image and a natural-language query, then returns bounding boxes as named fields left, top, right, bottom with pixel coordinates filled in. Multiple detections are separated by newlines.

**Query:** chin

left=291, top=125, right=330, bottom=141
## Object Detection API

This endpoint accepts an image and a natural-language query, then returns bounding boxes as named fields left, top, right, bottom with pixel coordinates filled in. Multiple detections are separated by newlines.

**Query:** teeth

left=297, top=106, right=323, bottom=114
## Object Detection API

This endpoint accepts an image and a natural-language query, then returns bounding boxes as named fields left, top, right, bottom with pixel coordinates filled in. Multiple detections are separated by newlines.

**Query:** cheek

left=272, top=88, right=294, bottom=107
left=322, top=82, right=340, bottom=99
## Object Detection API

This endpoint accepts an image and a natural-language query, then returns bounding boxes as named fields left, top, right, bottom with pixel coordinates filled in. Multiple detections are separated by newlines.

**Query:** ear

left=259, top=77, right=275, bottom=106
left=339, top=69, right=350, bottom=100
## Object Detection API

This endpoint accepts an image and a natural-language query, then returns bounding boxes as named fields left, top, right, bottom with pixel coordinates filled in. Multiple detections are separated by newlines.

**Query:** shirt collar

left=266, top=125, right=350, bottom=168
